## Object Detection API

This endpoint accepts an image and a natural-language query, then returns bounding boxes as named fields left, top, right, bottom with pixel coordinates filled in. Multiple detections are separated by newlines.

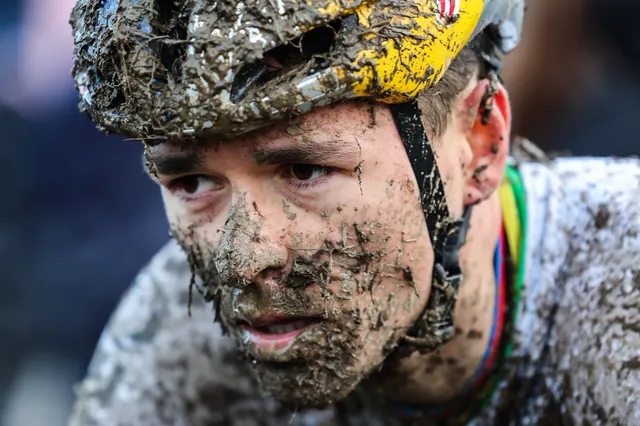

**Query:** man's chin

left=252, top=363, right=362, bottom=409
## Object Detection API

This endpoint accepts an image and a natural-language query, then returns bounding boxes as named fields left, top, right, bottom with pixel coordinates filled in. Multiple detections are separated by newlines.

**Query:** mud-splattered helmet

left=70, top=0, right=523, bottom=139
left=70, top=0, right=525, bottom=352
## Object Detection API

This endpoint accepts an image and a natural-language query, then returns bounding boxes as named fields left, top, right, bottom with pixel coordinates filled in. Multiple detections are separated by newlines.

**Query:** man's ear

left=460, top=78, right=511, bottom=206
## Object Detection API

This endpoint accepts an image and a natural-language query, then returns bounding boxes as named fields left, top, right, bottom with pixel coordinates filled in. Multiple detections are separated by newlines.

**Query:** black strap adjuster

left=390, top=101, right=474, bottom=353
left=432, top=262, right=462, bottom=299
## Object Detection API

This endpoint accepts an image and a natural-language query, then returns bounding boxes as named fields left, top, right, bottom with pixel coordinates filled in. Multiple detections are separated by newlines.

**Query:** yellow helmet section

left=316, top=0, right=367, bottom=17
left=72, top=0, right=508, bottom=138
left=347, top=0, right=484, bottom=103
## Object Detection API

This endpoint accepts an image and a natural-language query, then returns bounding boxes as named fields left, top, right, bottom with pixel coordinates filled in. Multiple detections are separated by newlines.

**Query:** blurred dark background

left=503, top=0, right=640, bottom=156
left=0, top=0, right=639, bottom=424
left=0, top=0, right=167, bottom=424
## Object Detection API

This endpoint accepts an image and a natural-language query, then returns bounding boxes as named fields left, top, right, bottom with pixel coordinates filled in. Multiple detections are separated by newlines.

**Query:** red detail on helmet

left=438, top=0, right=459, bottom=17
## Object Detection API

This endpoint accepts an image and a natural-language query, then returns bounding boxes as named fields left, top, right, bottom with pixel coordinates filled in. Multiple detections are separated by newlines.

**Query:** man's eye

left=289, top=164, right=329, bottom=181
left=170, top=175, right=220, bottom=195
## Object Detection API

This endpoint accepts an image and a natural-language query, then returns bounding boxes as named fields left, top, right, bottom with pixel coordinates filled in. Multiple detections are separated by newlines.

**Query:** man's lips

left=240, top=316, right=322, bottom=355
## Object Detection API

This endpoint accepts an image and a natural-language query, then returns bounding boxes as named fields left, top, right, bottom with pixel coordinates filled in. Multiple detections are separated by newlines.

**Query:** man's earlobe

left=461, top=78, right=511, bottom=206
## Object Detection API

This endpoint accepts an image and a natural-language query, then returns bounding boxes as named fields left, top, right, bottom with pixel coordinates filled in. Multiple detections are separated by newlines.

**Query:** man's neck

left=371, top=192, right=503, bottom=405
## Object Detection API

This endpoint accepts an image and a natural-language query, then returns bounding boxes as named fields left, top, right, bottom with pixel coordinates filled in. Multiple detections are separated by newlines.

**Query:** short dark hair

left=418, top=35, right=493, bottom=139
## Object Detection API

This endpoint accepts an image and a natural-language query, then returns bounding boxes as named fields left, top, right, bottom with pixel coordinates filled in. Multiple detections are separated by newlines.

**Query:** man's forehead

left=147, top=140, right=205, bottom=161
left=150, top=102, right=380, bottom=158
left=252, top=102, right=376, bottom=146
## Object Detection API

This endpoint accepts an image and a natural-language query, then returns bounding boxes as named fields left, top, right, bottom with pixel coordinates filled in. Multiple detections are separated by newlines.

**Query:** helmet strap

left=389, top=101, right=473, bottom=354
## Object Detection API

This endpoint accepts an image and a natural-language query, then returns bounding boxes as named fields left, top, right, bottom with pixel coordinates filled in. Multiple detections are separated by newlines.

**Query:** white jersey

left=69, top=158, right=640, bottom=426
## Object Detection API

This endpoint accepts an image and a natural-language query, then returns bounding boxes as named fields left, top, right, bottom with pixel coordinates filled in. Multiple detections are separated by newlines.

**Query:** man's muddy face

left=150, top=102, right=436, bottom=407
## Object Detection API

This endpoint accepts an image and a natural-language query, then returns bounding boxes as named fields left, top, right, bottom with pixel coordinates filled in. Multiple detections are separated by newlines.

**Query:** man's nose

left=214, top=190, right=290, bottom=288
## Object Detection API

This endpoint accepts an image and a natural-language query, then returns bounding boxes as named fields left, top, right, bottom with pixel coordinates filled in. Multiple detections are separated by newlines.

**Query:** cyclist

left=68, top=0, right=640, bottom=424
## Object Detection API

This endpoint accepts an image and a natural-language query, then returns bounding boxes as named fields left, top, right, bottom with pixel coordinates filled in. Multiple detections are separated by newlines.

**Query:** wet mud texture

left=171, top=195, right=414, bottom=408
left=70, top=0, right=443, bottom=139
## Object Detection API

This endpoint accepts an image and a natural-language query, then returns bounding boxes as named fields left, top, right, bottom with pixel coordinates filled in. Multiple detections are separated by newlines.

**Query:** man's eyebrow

left=253, top=140, right=361, bottom=165
left=144, top=149, right=205, bottom=175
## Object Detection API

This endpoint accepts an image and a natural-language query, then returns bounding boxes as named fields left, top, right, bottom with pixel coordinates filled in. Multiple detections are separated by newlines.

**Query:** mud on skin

left=170, top=195, right=420, bottom=408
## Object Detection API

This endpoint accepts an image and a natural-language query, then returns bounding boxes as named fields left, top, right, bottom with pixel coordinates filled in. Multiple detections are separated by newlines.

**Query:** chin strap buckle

left=432, top=263, right=461, bottom=299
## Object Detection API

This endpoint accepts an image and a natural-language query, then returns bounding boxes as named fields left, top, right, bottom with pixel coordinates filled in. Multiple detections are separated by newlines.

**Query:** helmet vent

left=152, top=0, right=188, bottom=81
left=230, top=19, right=342, bottom=103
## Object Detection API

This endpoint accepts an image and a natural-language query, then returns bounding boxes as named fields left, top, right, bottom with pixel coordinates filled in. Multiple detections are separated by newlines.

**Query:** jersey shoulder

left=520, top=157, right=640, bottom=424
left=523, top=156, right=640, bottom=266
